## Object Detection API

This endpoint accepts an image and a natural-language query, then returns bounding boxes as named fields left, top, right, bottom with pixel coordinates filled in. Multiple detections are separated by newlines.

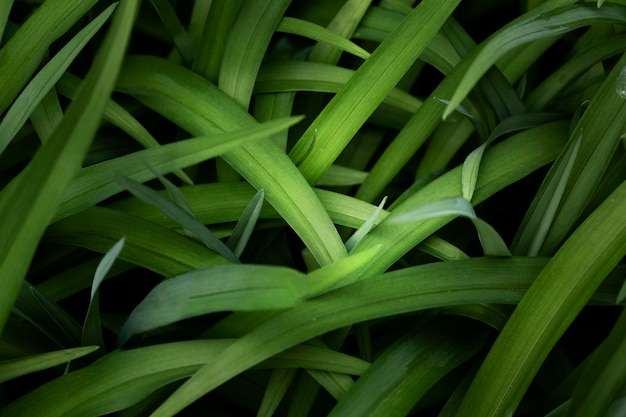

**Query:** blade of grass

left=0, top=0, right=99, bottom=114
left=116, top=175, right=239, bottom=263
left=116, top=55, right=346, bottom=265
left=277, top=17, right=370, bottom=60
left=82, top=238, right=125, bottom=350
left=29, top=88, right=64, bottom=143
left=46, top=207, right=229, bottom=277
left=327, top=318, right=488, bottom=417
left=149, top=0, right=194, bottom=64
left=453, top=179, right=626, bottom=417
left=118, top=264, right=309, bottom=345
left=289, top=0, right=462, bottom=185
left=0, top=0, right=137, bottom=334
left=443, top=2, right=626, bottom=119
left=57, top=72, right=192, bottom=184
left=391, top=197, right=510, bottom=256
left=0, top=339, right=367, bottom=416
left=0, top=346, right=99, bottom=384
left=191, top=0, right=240, bottom=82
left=0, top=3, right=115, bottom=155
left=227, top=189, right=265, bottom=258
left=145, top=257, right=565, bottom=417
left=352, top=121, right=568, bottom=277
left=565, top=307, right=626, bottom=417
left=55, top=117, right=301, bottom=222
left=254, top=61, right=421, bottom=114
left=515, top=51, right=626, bottom=255
left=0, top=0, right=12, bottom=40
left=219, top=0, right=290, bottom=108
left=512, top=130, right=582, bottom=255
left=345, top=197, right=387, bottom=254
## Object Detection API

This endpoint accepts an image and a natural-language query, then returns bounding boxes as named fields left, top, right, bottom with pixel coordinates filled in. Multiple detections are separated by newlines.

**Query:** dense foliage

left=1, top=0, right=625, bottom=416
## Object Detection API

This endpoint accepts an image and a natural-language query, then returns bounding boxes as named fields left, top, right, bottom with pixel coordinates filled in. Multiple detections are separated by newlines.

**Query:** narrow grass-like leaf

left=118, top=264, right=309, bottom=345
left=82, top=238, right=125, bottom=349
left=307, top=369, right=353, bottom=400
left=116, top=55, right=346, bottom=265
left=513, top=131, right=582, bottom=255
left=443, top=2, right=626, bottom=119
left=0, top=340, right=367, bottom=417
left=149, top=0, right=194, bottom=63
left=277, top=17, right=370, bottom=60
left=454, top=179, right=626, bottom=417
left=46, top=207, right=229, bottom=277
left=0, top=4, right=115, bottom=155
left=565, top=308, right=626, bottom=417
left=219, top=0, right=290, bottom=108
left=227, top=189, right=265, bottom=258
left=345, top=196, right=387, bottom=254
left=29, top=89, right=64, bottom=143
left=352, top=121, right=567, bottom=276
left=13, top=283, right=83, bottom=349
left=191, top=0, right=240, bottom=82
left=56, top=117, right=300, bottom=222
left=515, top=52, right=626, bottom=255
left=526, top=33, right=626, bottom=111
left=391, top=197, right=510, bottom=256
left=317, top=164, right=369, bottom=186
left=56, top=72, right=192, bottom=185
left=289, top=0, right=462, bottom=185
left=151, top=170, right=195, bottom=216
left=327, top=318, right=488, bottom=417
left=0, top=0, right=138, bottom=334
left=0, top=0, right=12, bottom=40
left=116, top=175, right=239, bottom=263
left=0, top=0, right=98, bottom=114
left=308, top=0, right=372, bottom=64
left=255, top=61, right=421, bottom=114
left=462, top=112, right=565, bottom=201
left=146, top=257, right=570, bottom=417
left=257, top=368, right=297, bottom=417
left=0, top=346, right=99, bottom=384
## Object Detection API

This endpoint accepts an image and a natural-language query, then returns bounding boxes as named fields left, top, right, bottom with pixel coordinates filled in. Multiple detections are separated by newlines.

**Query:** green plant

left=1, top=0, right=625, bottom=416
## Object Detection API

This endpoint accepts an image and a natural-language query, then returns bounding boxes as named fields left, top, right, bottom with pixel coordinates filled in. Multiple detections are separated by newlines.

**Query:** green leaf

left=118, top=264, right=309, bottom=345
left=327, top=318, right=488, bottom=417
left=116, top=55, right=347, bottom=266
left=46, top=207, right=228, bottom=277
left=0, top=0, right=138, bottom=334
left=0, top=0, right=99, bottom=114
left=254, top=61, right=421, bottom=114
left=82, top=238, right=125, bottom=349
left=512, top=130, right=583, bottom=255
left=565, top=308, right=626, bottom=417
left=56, top=72, right=193, bottom=185
left=277, top=17, right=370, bottom=60
left=149, top=0, right=194, bottom=63
left=289, top=0, right=462, bottom=185
left=443, top=2, right=626, bottom=119
left=345, top=196, right=387, bottom=254
left=0, top=346, right=99, bottom=383
left=0, top=3, right=115, bottom=154
left=116, top=175, right=239, bottom=263
left=454, top=179, right=626, bottom=417
left=218, top=0, right=291, bottom=108
left=461, top=112, right=565, bottom=201
left=0, top=340, right=367, bottom=417
left=391, top=197, right=511, bottom=256
left=145, top=257, right=555, bottom=417
left=226, top=189, right=265, bottom=258
left=56, top=117, right=301, bottom=222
